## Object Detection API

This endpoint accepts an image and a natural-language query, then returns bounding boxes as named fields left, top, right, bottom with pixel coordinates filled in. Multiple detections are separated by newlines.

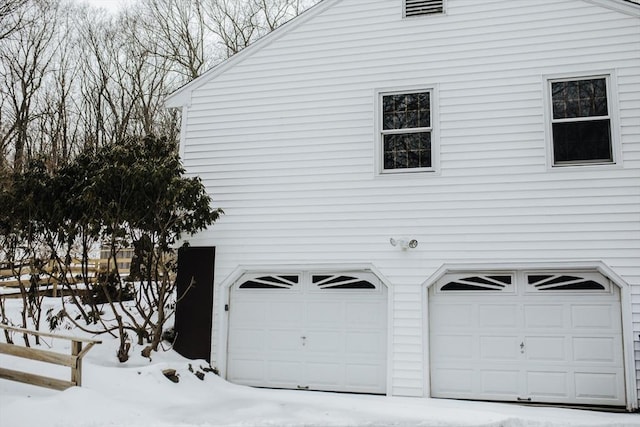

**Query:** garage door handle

left=520, top=342, right=525, bottom=353
left=301, top=336, right=307, bottom=346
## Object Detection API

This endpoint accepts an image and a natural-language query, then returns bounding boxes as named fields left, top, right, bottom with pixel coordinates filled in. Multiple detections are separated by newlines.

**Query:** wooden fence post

left=71, top=341, right=83, bottom=386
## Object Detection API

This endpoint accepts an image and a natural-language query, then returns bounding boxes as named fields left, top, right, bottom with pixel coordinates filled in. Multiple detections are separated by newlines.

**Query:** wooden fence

left=0, top=324, right=101, bottom=390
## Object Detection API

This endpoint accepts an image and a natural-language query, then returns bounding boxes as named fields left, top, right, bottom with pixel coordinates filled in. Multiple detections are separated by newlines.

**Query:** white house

left=166, top=0, right=640, bottom=411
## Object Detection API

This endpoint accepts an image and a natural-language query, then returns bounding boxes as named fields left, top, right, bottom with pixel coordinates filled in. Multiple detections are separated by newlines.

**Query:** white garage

left=227, top=272, right=387, bottom=394
left=429, top=270, right=626, bottom=407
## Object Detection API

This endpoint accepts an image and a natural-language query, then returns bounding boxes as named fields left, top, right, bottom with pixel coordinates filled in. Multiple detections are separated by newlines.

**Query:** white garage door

left=227, top=272, right=387, bottom=394
left=429, top=271, right=625, bottom=407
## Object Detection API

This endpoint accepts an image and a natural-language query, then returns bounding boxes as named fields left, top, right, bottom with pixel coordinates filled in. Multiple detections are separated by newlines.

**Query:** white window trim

left=543, top=71, right=622, bottom=170
left=374, top=85, right=440, bottom=176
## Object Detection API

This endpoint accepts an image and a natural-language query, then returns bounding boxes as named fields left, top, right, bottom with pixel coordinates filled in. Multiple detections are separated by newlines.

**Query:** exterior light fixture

left=390, top=238, right=418, bottom=250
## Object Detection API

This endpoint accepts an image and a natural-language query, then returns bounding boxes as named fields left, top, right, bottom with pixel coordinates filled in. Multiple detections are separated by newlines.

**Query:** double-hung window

left=380, top=90, right=434, bottom=173
left=548, top=75, right=614, bottom=166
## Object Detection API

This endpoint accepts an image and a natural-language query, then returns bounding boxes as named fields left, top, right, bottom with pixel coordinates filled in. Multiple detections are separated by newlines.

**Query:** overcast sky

left=77, top=0, right=134, bottom=13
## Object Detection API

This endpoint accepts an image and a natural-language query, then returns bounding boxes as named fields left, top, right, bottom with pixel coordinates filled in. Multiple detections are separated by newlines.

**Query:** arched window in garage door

left=312, top=274, right=377, bottom=289
left=238, top=275, right=299, bottom=289
left=437, top=274, right=514, bottom=292
left=526, top=272, right=610, bottom=292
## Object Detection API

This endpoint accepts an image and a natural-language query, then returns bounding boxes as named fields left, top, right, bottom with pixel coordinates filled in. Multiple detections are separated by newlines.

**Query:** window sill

left=547, top=161, right=622, bottom=172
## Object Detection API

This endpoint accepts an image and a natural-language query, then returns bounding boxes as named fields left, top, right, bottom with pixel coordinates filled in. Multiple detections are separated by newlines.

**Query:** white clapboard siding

left=175, top=0, right=640, bottom=401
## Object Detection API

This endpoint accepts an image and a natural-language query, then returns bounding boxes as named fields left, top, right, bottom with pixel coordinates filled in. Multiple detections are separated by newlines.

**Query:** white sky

left=77, top=0, right=135, bottom=13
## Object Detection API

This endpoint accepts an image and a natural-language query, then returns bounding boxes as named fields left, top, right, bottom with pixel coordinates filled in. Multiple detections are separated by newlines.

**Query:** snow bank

left=0, top=298, right=638, bottom=427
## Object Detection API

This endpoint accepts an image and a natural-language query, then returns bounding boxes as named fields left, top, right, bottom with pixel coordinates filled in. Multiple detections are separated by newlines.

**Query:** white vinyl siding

left=176, top=0, right=640, bottom=405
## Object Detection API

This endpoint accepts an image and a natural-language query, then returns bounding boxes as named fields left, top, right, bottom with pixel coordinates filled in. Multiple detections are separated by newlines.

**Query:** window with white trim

left=380, top=90, right=434, bottom=172
left=548, top=75, right=614, bottom=166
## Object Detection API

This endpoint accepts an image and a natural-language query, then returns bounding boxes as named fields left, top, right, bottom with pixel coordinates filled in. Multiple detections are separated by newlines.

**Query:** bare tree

left=0, top=0, right=30, bottom=41
left=201, top=0, right=317, bottom=58
left=0, top=0, right=60, bottom=170
left=35, top=5, right=83, bottom=166
left=141, top=0, right=208, bottom=80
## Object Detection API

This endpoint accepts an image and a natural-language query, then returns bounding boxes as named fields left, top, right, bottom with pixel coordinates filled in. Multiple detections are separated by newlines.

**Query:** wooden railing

left=0, top=324, right=101, bottom=390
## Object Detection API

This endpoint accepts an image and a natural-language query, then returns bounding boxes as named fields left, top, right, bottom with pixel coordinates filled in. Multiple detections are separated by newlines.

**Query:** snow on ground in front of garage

left=0, top=298, right=638, bottom=427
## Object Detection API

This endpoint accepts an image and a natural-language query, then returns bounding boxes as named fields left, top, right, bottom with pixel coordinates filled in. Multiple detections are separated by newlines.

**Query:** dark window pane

left=239, top=281, right=286, bottom=289
left=461, top=276, right=505, bottom=287
left=382, top=92, right=430, bottom=130
left=553, top=120, right=612, bottom=163
left=552, top=78, right=608, bottom=119
left=540, top=281, right=605, bottom=291
left=312, top=275, right=332, bottom=283
left=527, top=275, right=552, bottom=284
left=238, top=275, right=297, bottom=289
left=323, top=282, right=376, bottom=289
left=540, top=275, right=582, bottom=286
left=487, top=275, right=512, bottom=285
left=384, top=132, right=431, bottom=169
left=383, top=151, right=395, bottom=169
left=441, top=282, right=495, bottom=291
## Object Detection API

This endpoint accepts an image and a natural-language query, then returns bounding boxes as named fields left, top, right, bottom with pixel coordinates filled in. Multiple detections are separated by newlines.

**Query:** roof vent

left=405, top=0, right=444, bottom=17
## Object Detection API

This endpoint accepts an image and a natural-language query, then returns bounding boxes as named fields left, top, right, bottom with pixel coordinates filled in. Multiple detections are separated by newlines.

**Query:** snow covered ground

left=0, top=297, right=638, bottom=427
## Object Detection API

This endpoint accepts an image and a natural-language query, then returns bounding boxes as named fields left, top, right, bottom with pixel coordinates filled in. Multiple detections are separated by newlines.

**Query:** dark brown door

left=173, top=246, right=215, bottom=362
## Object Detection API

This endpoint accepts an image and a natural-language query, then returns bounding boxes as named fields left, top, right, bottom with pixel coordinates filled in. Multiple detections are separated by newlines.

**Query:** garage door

left=429, top=271, right=625, bottom=407
left=227, top=272, right=387, bottom=393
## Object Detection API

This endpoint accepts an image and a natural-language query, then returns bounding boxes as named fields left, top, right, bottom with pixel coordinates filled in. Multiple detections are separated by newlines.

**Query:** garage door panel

left=305, top=362, right=343, bottom=387
left=429, top=304, right=473, bottom=328
left=345, top=362, right=385, bottom=389
left=481, top=370, right=520, bottom=394
left=480, top=336, right=520, bottom=360
left=228, top=359, right=264, bottom=383
left=431, top=335, right=474, bottom=360
left=478, top=304, right=518, bottom=328
left=267, top=329, right=305, bottom=352
left=346, top=301, right=388, bottom=327
left=268, top=360, right=304, bottom=385
left=306, top=301, right=343, bottom=325
left=524, top=305, right=564, bottom=328
left=571, top=305, right=618, bottom=329
left=430, top=271, right=625, bottom=407
left=574, top=371, right=623, bottom=400
left=573, top=337, right=620, bottom=363
left=267, top=301, right=305, bottom=323
left=231, top=301, right=266, bottom=324
left=305, top=330, right=342, bottom=353
left=346, top=331, right=386, bottom=354
left=527, top=371, right=568, bottom=398
left=228, top=272, right=387, bottom=394
left=432, top=368, right=474, bottom=393
left=525, top=336, right=566, bottom=361
left=228, top=329, right=267, bottom=352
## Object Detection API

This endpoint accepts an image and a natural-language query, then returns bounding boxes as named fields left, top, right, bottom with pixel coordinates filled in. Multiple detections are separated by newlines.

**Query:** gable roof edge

left=582, top=0, right=640, bottom=16
left=166, top=0, right=340, bottom=108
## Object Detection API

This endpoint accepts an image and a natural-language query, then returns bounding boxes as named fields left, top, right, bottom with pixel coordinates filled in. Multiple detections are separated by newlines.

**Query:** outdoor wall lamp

left=389, top=238, right=418, bottom=250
